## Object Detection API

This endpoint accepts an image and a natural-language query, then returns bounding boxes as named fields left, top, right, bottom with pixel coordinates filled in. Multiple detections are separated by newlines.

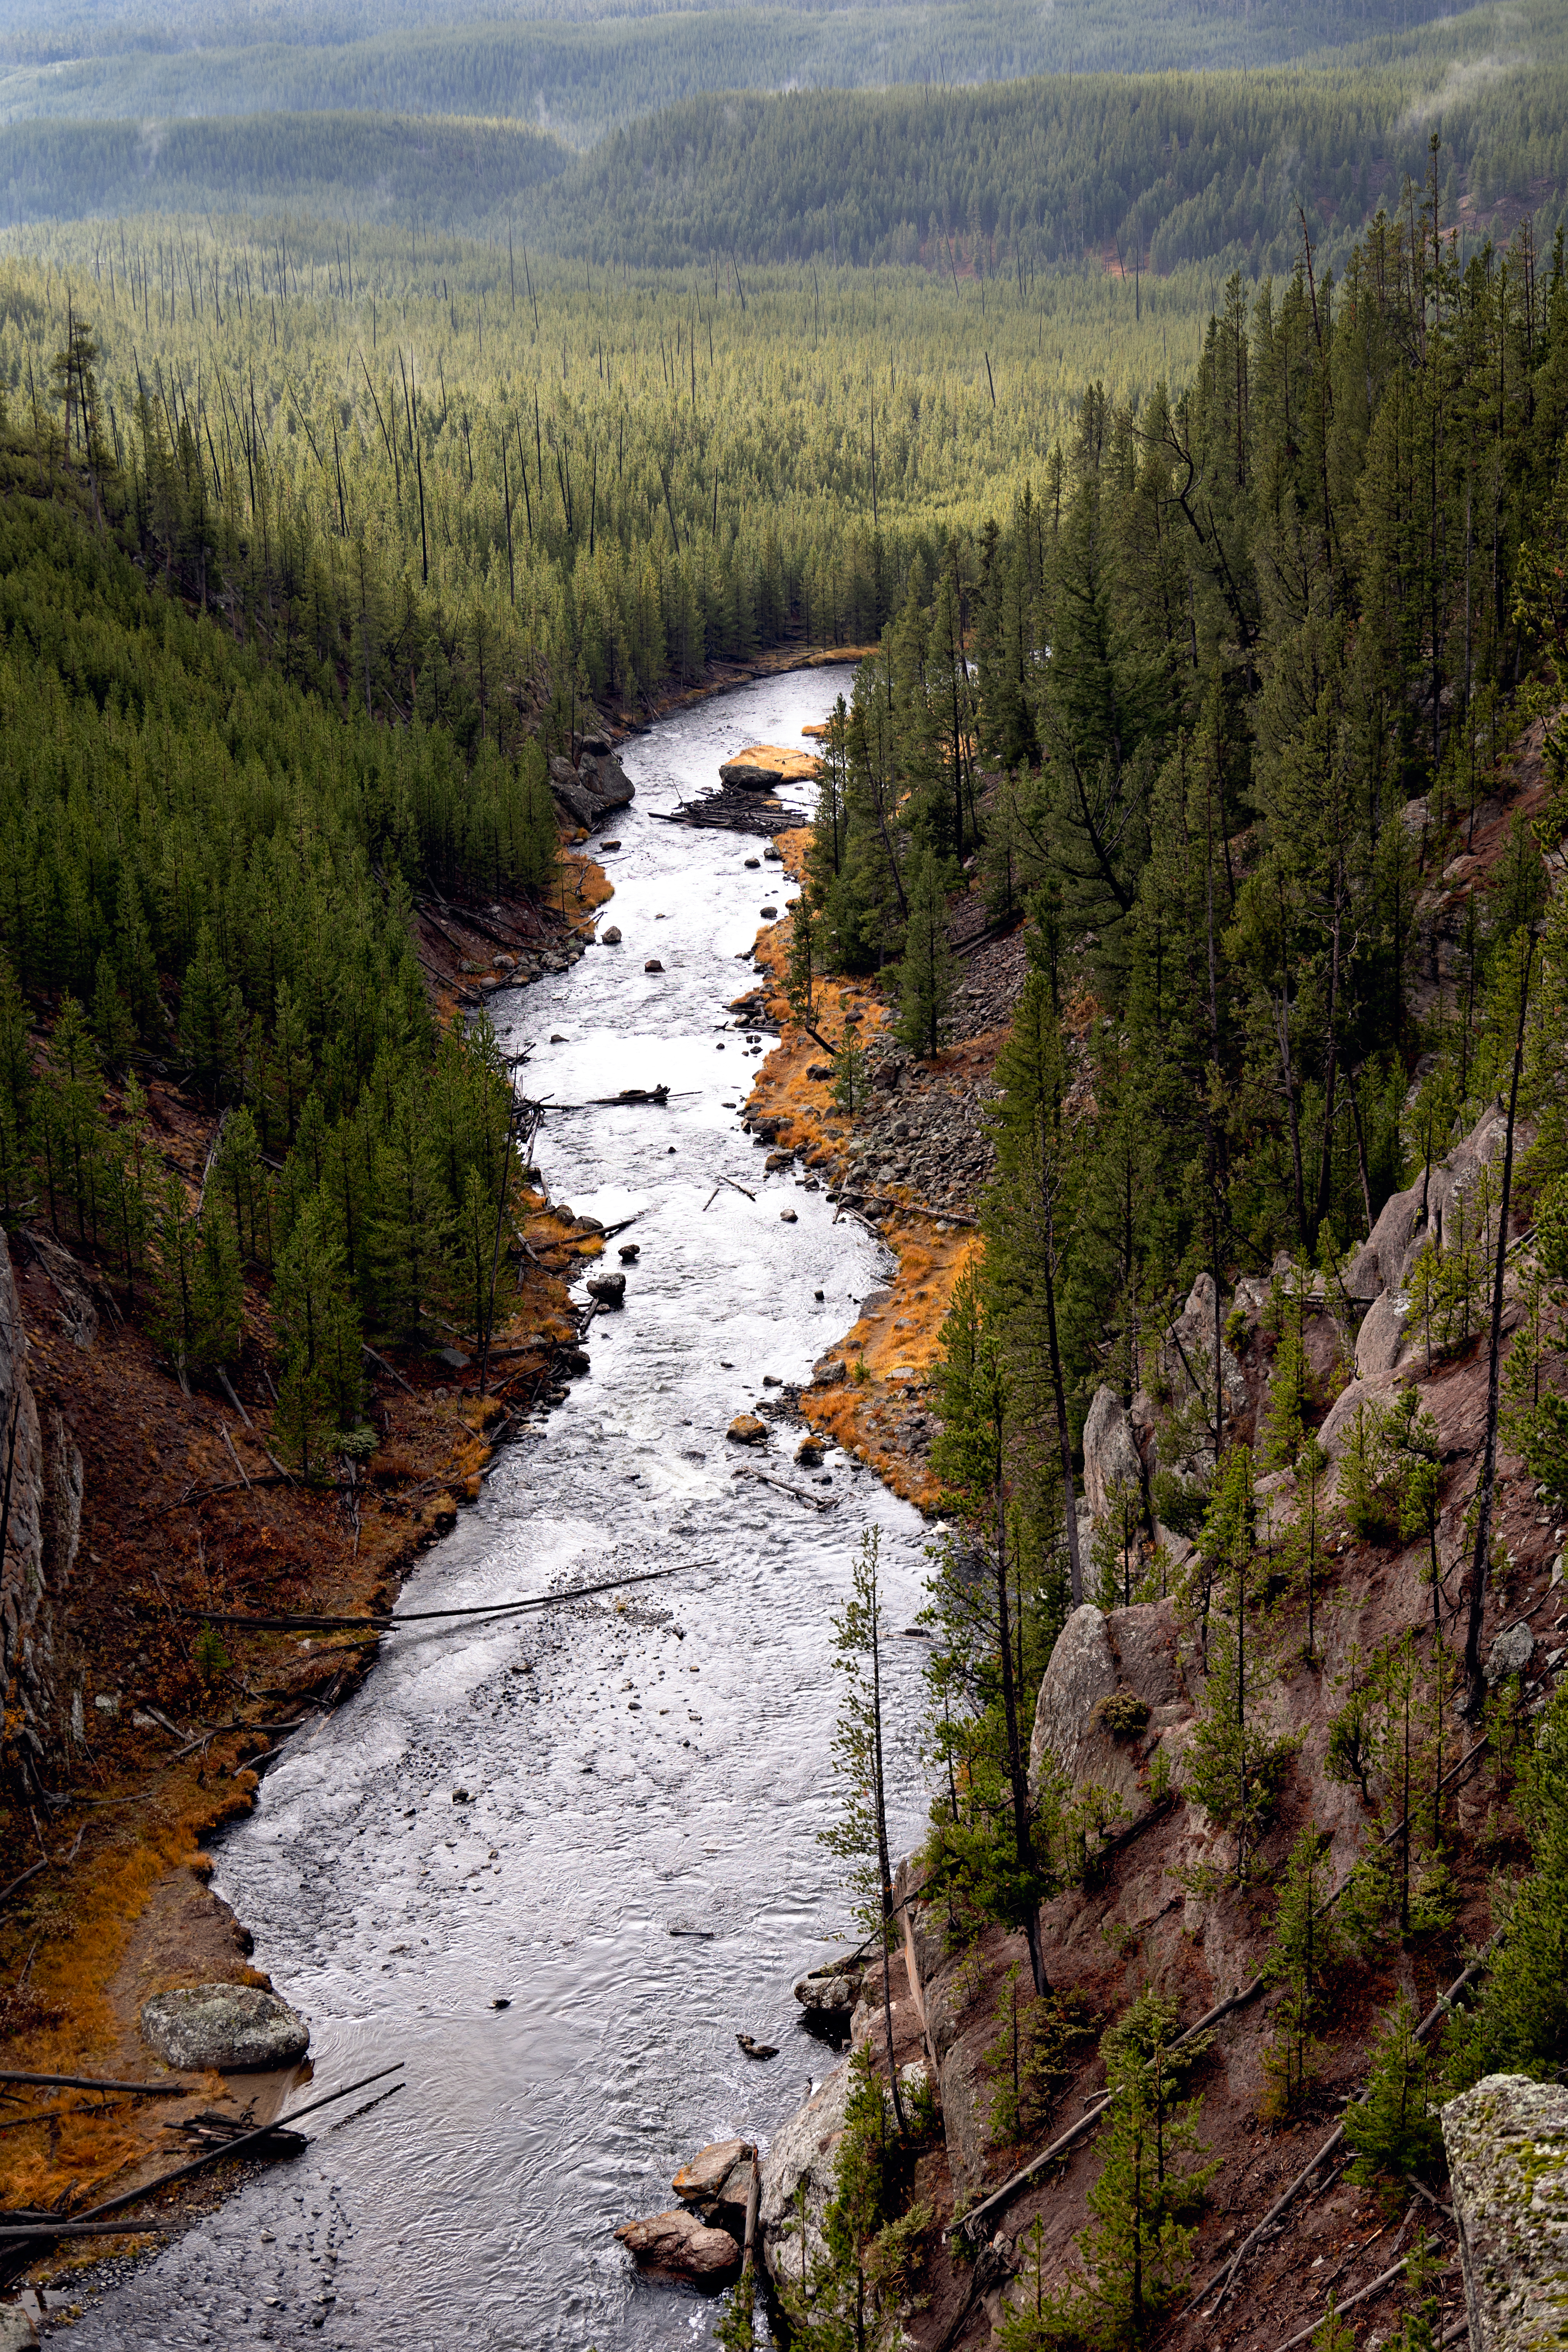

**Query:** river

left=70, top=667, right=933, bottom=2352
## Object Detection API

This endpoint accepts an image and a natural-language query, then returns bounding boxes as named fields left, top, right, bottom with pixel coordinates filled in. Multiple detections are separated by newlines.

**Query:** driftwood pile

left=648, top=787, right=796, bottom=838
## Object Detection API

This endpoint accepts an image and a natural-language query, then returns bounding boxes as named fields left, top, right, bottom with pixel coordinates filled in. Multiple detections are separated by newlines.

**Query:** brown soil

left=733, top=828, right=1007, bottom=1512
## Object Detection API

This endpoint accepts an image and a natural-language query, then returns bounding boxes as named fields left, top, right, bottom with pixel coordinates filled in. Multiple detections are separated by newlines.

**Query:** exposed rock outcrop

left=548, top=748, right=634, bottom=833
left=1027, top=1599, right=1194, bottom=1821
left=1442, top=2073, right=1568, bottom=2352
left=1081, top=1385, right=1144, bottom=1520
left=758, top=2058, right=855, bottom=2280
left=0, top=1228, right=85, bottom=1794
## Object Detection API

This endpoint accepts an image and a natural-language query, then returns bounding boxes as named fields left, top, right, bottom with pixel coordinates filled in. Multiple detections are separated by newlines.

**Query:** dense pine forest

left=0, top=0, right=1460, bottom=147
left=0, top=441, right=557, bottom=1461
left=810, top=202, right=1568, bottom=1615
left=2, top=11, right=1565, bottom=276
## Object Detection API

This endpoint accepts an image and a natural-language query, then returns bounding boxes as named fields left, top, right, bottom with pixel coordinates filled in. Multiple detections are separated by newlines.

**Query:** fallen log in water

left=184, top=1559, right=715, bottom=1635
left=730, top=1464, right=838, bottom=1512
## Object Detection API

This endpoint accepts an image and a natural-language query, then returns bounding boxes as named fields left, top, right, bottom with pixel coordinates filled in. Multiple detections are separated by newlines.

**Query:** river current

left=72, top=668, right=932, bottom=2352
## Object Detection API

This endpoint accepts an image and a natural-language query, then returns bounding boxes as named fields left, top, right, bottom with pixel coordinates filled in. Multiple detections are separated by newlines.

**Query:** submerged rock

left=140, top=1983, right=309, bottom=2073
left=615, top=2208, right=741, bottom=2281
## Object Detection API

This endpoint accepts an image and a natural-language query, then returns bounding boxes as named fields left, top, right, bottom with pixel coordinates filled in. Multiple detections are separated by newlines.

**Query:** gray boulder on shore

left=139, top=1983, right=310, bottom=2072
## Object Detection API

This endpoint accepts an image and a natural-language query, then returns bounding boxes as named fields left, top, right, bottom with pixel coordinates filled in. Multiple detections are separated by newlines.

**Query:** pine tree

left=273, top=1194, right=363, bottom=1479
left=832, top=1020, right=869, bottom=1116
left=39, top=994, right=105, bottom=1246
left=189, top=1197, right=244, bottom=1372
left=102, top=1074, right=156, bottom=1305
left=1185, top=1447, right=1292, bottom=1880
left=896, top=847, right=956, bottom=1060
left=1342, top=1991, right=1442, bottom=2194
left=786, top=891, right=820, bottom=1032
left=90, top=950, right=136, bottom=1069
left=1262, top=1826, right=1339, bottom=2113
left=820, top=1529, right=906, bottom=2128
left=178, top=922, right=241, bottom=1103
left=1445, top=1681, right=1568, bottom=2088
left=1072, top=1992, right=1217, bottom=2343
left=0, top=953, right=35, bottom=1222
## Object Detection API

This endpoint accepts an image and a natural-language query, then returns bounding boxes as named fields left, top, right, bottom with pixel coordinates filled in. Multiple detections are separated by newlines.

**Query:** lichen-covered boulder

left=140, top=1983, right=309, bottom=2072
left=1442, top=2073, right=1568, bottom=2352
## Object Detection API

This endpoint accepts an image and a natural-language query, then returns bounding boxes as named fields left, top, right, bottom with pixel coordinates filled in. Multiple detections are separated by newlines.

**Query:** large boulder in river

left=727, top=1414, right=767, bottom=1445
left=719, top=758, right=785, bottom=791
left=615, top=2207, right=741, bottom=2281
left=140, top=1983, right=309, bottom=2072
left=547, top=750, right=635, bottom=833
left=793, top=1948, right=866, bottom=2022
left=578, top=747, right=634, bottom=809
left=673, top=2135, right=755, bottom=2204
left=587, top=1271, right=626, bottom=1308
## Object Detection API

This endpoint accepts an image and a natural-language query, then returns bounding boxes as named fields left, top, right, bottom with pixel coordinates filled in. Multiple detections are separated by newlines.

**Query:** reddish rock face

left=614, top=2207, right=741, bottom=2281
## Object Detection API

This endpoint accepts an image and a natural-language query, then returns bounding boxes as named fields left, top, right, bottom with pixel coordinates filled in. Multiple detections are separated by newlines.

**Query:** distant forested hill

left=0, top=0, right=1459, bottom=147
left=3, top=22, right=1563, bottom=282
left=529, top=55, right=1568, bottom=273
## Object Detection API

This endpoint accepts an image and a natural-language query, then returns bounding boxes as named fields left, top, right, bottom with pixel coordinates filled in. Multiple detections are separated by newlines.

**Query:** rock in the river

left=727, top=1414, right=767, bottom=1445
left=140, top=1983, right=310, bottom=2072
left=618, top=1243, right=640, bottom=1262
left=644, top=958, right=664, bottom=974
left=1442, top=2073, right=1568, bottom=2352
left=600, top=925, right=622, bottom=946
left=673, top=2136, right=756, bottom=2203
left=0, top=2308, right=40, bottom=2350
left=615, top=2208, right=741, bottom=2281
left=1487, top=1621, right=1536, bottom=1684
left=720, top=759, right=785, bottom=791
left=587, top=1271, right=626, bottom=1308
left=796, top=1437, right=825, bottom=1467
left=793, top=1949, right=865, bottom=2018
left=780, top=1208, right=798, bottom=1223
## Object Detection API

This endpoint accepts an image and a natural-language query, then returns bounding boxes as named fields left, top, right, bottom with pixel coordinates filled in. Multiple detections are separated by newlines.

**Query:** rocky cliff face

left=0, top=1227, right=85, bottom=1798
